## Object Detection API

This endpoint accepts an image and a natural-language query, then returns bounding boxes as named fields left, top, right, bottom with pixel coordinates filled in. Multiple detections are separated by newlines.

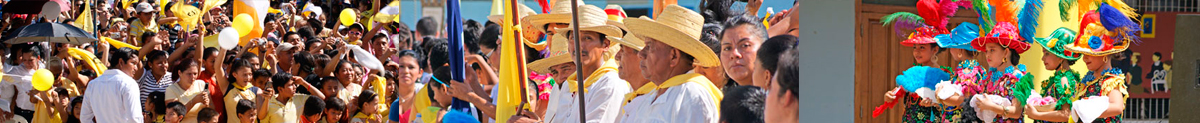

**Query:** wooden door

left=854, top=3, right=979, bottom=123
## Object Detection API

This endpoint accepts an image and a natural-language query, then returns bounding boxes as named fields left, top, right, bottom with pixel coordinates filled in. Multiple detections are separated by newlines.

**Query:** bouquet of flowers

left=1025, top=93, right=1058, bottom=112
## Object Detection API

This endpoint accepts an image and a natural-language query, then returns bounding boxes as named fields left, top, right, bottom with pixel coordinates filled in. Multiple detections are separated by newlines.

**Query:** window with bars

left=1128, top=0, right=1200, bottom=12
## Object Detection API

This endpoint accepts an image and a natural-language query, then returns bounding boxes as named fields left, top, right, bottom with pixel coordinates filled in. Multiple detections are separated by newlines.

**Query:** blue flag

left=445, top=0, right=472, bottom=112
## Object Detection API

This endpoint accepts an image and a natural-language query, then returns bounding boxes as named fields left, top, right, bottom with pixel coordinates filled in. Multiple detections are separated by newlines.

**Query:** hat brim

left=1063, top=40, right=1129, bottom=56
left=555, top=25, right=622, bottom=40
left=607, top=35, right=643, bottom=51
left=624, top=18, right=720, bottom=67
left=936, top=38, right=977, bottom=51
left=607, top=20, right=627, bottom=33
left=523, top=14, right=572, bottom=34
left=528, top=55, right=573, bottom=73
left=971, top=37, right=1030, bottom=54
left=901, top=36, right=938, bottom=47
left=1034, top=38, right=1081, bottom=60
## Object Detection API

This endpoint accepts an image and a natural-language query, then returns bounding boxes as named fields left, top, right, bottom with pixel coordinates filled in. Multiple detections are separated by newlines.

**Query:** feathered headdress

left=968, top=0, right=1040, bottom=54
left=1063, top=3, right=1141, bottom=56
left=883, top=0, right=972, bottom=46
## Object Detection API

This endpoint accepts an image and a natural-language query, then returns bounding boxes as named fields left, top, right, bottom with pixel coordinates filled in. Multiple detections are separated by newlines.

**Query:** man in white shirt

left=81, top=47, right=145, bottom=123
left=619, top=5, right=725, bottom=123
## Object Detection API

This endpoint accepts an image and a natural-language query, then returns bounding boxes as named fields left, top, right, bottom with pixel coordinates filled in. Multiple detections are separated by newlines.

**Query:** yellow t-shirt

left=32, top=102, right=62, bottom=123
left=130, top=19, right=159, bottom=40
left=260, top=94, right=311, bottom=123
left=224, top=83, right=257, bottom=123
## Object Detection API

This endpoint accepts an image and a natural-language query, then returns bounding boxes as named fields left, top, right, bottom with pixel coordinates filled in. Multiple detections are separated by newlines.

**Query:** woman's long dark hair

left=1008, top=48, right=1020, bottom=66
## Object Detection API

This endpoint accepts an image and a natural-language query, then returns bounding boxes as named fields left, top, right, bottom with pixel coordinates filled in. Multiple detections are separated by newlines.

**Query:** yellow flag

left=75, top=0, right=93, bottom=33
left=496, top=0, right=531, bottom=122
left=173, top=5, right=203, bottom=31
left=67, top=48, right=107, bottom=75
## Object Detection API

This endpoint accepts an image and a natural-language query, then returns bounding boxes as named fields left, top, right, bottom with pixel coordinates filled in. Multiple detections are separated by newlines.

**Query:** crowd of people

left=0, top=0, right=802, bottom=123
left=877, top=0, right=1139, bottom=122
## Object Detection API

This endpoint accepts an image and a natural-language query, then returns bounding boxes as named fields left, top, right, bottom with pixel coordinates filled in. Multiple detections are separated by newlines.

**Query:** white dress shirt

left=619, top=82, right=720, bottom=123
left=543, top=71, right=632, bottom=123
left=616, top=92, right=656, bottom=123
left=81, top=69, right=144, bottom=123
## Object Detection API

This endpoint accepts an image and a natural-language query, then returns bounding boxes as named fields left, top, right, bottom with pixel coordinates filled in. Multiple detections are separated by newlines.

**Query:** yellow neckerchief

left=622, top=82, right=658, bottom=106
left=655, top=73, right=724, bottom=107
left=564, top=59, right=620, bottom=93
left=353, top=112, right=377, bottom=121
left=233, top=82, right=253, bottom=91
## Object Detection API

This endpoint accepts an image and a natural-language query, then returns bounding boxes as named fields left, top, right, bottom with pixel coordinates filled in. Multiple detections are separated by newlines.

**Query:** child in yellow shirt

left=31, top=88, right=69, bottom=123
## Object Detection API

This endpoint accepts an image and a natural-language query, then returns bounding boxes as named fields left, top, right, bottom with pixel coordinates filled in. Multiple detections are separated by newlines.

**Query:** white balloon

left=41, top=2, right=61, bottom=20
left=218, top=28, right=240, bottom=50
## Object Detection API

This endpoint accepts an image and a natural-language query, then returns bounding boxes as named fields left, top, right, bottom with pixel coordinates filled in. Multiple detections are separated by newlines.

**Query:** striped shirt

left=138, top=69, right=174, bottom=114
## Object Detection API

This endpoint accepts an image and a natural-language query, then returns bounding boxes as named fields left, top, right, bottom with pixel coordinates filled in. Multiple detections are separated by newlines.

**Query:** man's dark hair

left=1153, top=52, right=1162, bottom=59
left=167, top=102, right=186, bottom=116
left=236, top=99, right=255, bottom=114
left=253, top=68, right=273, bottom=78
left=271, top=72, right=293, bottom=90
left=140, top=30, right=157, bottom=43
left=720, top=86, right=766, bottom=123
left=240, top=52, right=260, bottom=61
left=298, top=27, right=316, bottom=40
left=720, top=15, right=769, bottom=43
left=416, top=17, right=440, bottom=36
left=109, top=47, right=139, bottom=68
left=758, top=35, right=798, bottom=73
left=197, top=108, right=219, bottom=122
left=394, top=21, right=413, bottom=47
left=12, top=43, right=44, bottom=60
left=304, top=96, right=326, bottom=116
left=775, top=48, right=799, bottom=96
left=479, top=24, right=502, bottom=49
left=325, top=98, right=346, bottom=111
left=463, top=19, right=484, bottom=53
left=701, top=23, right=724, bottom=54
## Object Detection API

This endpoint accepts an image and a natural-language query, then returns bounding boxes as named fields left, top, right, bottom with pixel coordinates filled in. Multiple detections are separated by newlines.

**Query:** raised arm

left=295, top=76, right=326, bottom=100
left=321, top=46, right=351, bottom=76
left=213, top=50, right=229, bottom=92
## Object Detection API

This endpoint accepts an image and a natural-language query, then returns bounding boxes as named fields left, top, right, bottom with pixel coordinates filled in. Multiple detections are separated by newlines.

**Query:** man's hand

left=447, top=80, right=475, bottom=100
left=507, top=110, right=541, bottom=123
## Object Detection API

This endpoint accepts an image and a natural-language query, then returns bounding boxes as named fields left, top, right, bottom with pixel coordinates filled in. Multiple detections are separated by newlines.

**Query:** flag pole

left=569, top=0, right=585, bottom=122
left=446, top=0, right=471, bottom=112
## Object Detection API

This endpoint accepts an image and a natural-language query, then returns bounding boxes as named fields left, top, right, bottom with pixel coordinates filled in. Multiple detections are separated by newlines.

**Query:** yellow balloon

left=232, top=14, right=255, bottom=36
left=31, top=69, right=54, bottom=91
left=340, top=9, right=358, bottom=26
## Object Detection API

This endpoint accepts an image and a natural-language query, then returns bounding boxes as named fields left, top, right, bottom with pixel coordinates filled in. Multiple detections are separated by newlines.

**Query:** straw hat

left=604, top=5, right=628, bottom=33
left=607, top=33, right=644, bottom=51
left=522, top=0, right=584, bottom=34
left=487, top=4, right=537, bottom=24
left=528, top=34, right=572, bottom=73
left=552, top=5, right=622, bottom=39
left=623, top=5, right=720, bottom=67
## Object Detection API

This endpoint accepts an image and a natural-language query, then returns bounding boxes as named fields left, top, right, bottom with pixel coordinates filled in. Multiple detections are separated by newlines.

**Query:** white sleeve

left=582, top=79, right=632, bottom=123
left=0, top=79, right=13, bottom=112
left=125, top=81, right=146, bottom=123
left=673, top=89, right=719, bottom=123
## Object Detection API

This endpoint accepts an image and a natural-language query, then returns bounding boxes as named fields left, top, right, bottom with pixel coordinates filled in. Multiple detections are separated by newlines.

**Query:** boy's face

left=202, top=116, right=219, bottom=123
left=238, top=111, right=258, bottom=122
left=324, top=109, right=343, bottom=122
left=165, top=109, right=183, bottom=123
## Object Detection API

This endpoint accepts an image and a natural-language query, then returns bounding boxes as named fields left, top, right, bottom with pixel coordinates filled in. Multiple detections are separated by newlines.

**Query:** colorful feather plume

left=1097, top=3, right=1141, bottom=44
left=989, top=0, right=1017, bottom=23
left=972, top=0, right=995, bottom=34
left=919, top=0, right=948, bottom=29
left=1018, top=0, right=1043, bottom=42
left=1104, top=0, right=1138, bottom=18
left=1012, top=73, right=1034, bottom=107
left=882, top=12, right=927, bottom=36
left=1059, top=0, right=1076, bottom=21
